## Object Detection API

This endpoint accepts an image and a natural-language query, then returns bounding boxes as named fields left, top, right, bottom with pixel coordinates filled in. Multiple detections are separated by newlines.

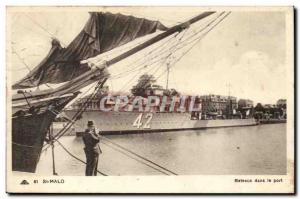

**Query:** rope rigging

left=100, top=140, right=172, bottom=175
left=41, top=11, right=230, bottom=152
left=13, top=13, right=52, bottom=40
left=11, top=46, right=32, bottom=72
left=116, top=12, right=221, bottom=71
left=151, top=12, right=232, bottom=84
left=55, top=139, right=108, bottom=176
left=106, top=32, right=181, bottom=79
left=42, top=77, right=110, bottom=152
left=107, top=12, right=228, bottom=82
left=106, top=11, right=231, bottom=94
left=11, top=46, right=53, bottom=89
left=108, top=32, right=185, bottom=93
left=117, top=59, right=164, bottom=93
left=46, top=132, right=177, bottom=175
left=13, top=12, right=224, bottom=89
left=53, top=80, right=108, bottom=141
left=25, top=13, right=67, bottom=47
left=108, top=31, right=186, bottom=80
left=106, top=35, right=175, bottom=92
left=62, top=12, right=229, bottom=104
left=101, top=136, right=178, bottom=175
left=121, top=11, right=183, bottom=25
left=63, top=81, right=99, bottom=110
left=174, top=12, right=230, bottom=52
left=110, top=12, right=228, bottom=92
left=39, top=11, right=230, bottom=176
left=43, top=115, right=177, bottom=176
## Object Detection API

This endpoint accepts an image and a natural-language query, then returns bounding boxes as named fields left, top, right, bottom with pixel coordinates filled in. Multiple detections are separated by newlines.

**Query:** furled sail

left=13, top=12, right=168, bottom=89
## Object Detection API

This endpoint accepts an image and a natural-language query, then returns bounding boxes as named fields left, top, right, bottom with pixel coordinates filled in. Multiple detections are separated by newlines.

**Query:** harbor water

left=36, top=123, right=286, bottom=176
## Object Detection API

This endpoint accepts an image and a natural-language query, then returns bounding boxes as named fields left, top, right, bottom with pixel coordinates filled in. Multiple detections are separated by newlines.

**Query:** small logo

left=20, top=180, right=29, bottom=185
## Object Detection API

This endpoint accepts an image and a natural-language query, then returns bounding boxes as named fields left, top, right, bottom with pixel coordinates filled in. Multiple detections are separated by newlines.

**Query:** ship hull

left=64, top=110, right=258, bottom=135
left=12, top=93, right=78, bottom=173
left=259, top=119, right=287, bottom=124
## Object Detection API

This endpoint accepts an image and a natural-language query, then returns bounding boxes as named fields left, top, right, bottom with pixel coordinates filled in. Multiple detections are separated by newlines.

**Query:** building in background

left=254, top=99, right=287, bottom=120
left=145, top=84, right=165, bottom=96
left=200, top=94, right=237, bottom=117
left=238, top=99, right=254, bottom=109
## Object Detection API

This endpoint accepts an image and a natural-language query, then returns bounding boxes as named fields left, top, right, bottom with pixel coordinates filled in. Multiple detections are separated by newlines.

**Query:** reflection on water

left=37, top=124, right=286, bottom=176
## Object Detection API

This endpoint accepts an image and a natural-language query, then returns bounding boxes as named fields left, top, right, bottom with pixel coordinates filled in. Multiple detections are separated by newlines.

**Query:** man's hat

left=87, top=120, right=94, bottom=126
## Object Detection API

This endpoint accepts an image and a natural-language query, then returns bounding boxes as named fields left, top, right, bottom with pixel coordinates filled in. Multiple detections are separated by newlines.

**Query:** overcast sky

left=8, top=7, right=288, bottom=104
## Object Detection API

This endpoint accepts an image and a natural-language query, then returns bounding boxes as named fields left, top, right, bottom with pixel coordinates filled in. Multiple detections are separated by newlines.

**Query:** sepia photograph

left=6, top=6, right=294, bottom=193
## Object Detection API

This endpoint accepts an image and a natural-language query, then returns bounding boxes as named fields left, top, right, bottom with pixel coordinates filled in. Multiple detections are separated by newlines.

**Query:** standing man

left=82, top=120, right=102, bottom=176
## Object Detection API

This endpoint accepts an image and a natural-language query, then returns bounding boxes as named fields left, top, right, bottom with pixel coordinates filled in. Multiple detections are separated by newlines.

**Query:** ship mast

left=226, top=82, right=233, bottom=118
left=166, top=62, right=170, bottom=90
left=226, top=83, right=231, bottom=97
left=106, top=12, right=215, bottom=66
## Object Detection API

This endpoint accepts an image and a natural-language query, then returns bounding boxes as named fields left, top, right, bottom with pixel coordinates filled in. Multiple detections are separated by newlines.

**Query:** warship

left=64, top=85, right=257, bottom=136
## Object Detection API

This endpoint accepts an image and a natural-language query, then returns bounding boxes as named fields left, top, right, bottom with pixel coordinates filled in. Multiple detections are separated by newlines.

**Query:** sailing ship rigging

left=11, top=10, right=234, bottom=173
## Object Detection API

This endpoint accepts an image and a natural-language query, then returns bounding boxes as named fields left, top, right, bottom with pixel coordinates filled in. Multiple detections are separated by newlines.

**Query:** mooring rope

left=55, top=139, right=108, bottom=176
left=101, top=136, right=178, bottom=175
left=100, top=140, right=171, bottom=175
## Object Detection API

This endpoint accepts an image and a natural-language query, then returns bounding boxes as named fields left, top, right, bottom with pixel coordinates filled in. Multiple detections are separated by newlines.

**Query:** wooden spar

left=12, top=11, right=215, bottom=100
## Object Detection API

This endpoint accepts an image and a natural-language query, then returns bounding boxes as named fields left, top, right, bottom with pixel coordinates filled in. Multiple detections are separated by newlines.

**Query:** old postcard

left=6, top=6, right=294, bottom=193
